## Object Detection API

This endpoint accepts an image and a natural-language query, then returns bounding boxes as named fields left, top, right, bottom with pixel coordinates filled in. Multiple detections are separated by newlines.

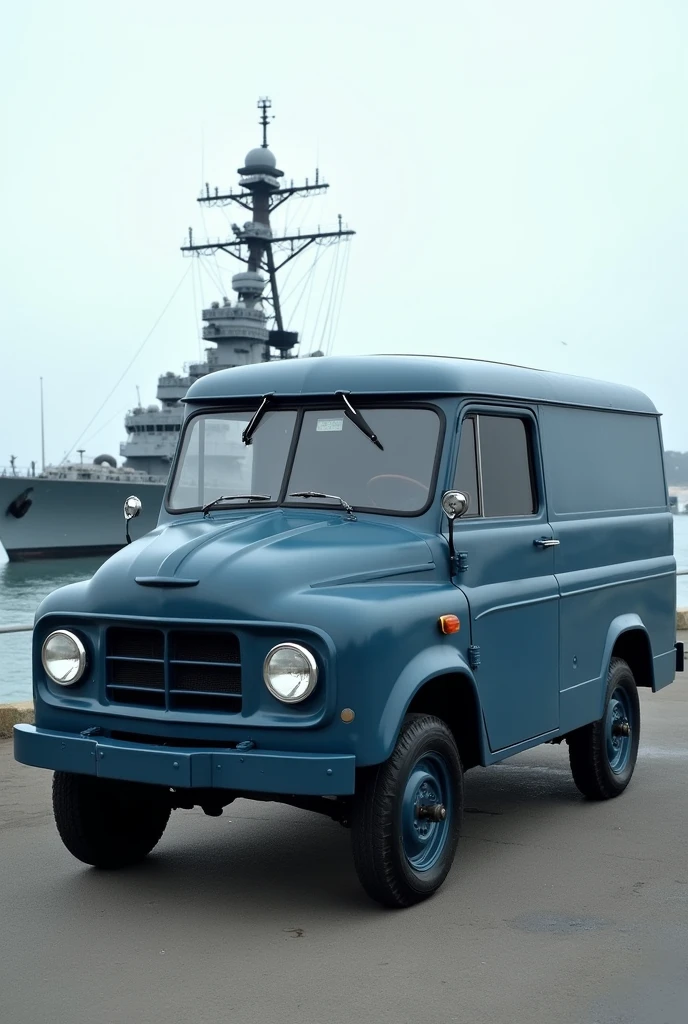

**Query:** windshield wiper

left=242, top=393, right=274, bottom=446
left=289, top=491, right=356, bottom=521
left=202, top=494, right=270, bottom=517
left=337, top=392, right=384, bottom=450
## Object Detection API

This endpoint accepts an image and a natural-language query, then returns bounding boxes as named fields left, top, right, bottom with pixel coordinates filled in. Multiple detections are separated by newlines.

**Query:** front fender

left=375, top=645, right=482, bottom=763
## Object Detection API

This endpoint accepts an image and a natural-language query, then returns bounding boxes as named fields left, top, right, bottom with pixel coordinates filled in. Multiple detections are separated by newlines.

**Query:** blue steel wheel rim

left=606, top=686, right=633, bottom=774
left=401, top=752, right=452, bottom=872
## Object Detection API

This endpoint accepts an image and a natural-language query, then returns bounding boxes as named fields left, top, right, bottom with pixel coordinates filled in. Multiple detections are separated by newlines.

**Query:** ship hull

left=0, top=477, right=165, bottom=561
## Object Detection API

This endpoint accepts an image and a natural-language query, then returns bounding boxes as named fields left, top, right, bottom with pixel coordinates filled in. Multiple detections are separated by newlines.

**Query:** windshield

left=167, top=405, right=441, bottom=514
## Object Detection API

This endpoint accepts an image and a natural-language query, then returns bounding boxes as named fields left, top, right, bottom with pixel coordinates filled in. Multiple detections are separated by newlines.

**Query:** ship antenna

left=40, top=376, right=45, bottom=472
left=258, top=97, right=273, bottom=148
left=182, top=98, right=355, bottom=361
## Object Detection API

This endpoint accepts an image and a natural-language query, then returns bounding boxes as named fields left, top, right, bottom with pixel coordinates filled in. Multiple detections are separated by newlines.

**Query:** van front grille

left=105, top=626, right=242, bottom=712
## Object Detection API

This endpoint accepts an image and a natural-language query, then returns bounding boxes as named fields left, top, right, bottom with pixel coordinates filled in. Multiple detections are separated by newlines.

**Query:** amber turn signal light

left=438, top=614, right=460, bottom=634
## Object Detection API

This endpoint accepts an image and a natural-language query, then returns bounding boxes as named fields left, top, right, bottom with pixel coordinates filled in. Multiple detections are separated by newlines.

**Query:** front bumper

left=14, top=725, right=356, bottom=796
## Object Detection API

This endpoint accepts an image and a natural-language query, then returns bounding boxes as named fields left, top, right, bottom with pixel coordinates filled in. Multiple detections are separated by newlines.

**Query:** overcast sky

left=1, top=0, right=687, bottom=470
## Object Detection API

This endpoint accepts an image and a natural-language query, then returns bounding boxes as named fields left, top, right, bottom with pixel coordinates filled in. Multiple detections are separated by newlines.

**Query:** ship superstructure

left=0, top=99, right=354, bottom=560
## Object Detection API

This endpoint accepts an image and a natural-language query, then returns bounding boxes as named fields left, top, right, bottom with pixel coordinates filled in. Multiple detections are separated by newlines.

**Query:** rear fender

left=596, top=614, right=653, bottom=719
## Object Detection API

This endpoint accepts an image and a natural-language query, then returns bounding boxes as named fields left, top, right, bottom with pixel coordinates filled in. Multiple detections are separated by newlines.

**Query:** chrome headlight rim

left=41, top=629, right=87, bottom=686
left=262, top=642, right=319, bottom=704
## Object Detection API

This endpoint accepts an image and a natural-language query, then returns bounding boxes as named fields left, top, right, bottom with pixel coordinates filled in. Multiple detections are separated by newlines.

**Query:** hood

left=56, top=509, right=435, bottom=621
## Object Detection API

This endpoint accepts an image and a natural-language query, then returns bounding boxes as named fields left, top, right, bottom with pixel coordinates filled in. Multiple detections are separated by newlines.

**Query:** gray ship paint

left=0, top=98, right=353, bottom=562
left=0, top=476, right=163, bottom=561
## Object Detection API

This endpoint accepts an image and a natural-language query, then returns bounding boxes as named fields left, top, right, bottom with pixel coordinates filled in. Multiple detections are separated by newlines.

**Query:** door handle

left=534, top=537, right=560, bottom=548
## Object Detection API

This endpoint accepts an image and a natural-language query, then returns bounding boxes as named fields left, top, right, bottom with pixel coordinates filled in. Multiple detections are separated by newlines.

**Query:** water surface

left=0, top=556, right=106, bottom=702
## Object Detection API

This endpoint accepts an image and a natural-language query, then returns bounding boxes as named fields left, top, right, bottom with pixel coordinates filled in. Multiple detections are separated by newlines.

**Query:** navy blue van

left=14, top=356, right=680, bottom=907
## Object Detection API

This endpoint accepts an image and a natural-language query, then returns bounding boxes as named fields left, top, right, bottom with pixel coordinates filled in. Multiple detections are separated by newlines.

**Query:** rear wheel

left=567, top=657, right=640, bottom=800
left=351, top=714, right=463, bottom=908
left=53, top=772, right=171, bottom=868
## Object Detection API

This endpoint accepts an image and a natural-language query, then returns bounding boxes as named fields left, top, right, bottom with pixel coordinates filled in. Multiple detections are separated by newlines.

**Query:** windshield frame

left=164, top=400, right=446, bottom=518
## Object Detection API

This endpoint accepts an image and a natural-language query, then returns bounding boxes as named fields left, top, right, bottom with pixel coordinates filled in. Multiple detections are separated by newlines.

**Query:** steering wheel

left=366, top=474, right=429, bottom=509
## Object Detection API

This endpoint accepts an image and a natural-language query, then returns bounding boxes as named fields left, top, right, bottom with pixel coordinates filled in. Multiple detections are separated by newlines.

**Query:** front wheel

left=567, top=657, right=640, bottom=800
left=53, top=772, right=171, bottom=868
left=351, top=714, right=463, bottom=908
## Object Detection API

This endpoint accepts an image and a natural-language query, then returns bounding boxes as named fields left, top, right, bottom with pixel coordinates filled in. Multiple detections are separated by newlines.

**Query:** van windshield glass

left=167, top=406, right=441, bottom=513
left=167, top=410, right=297, bottom=510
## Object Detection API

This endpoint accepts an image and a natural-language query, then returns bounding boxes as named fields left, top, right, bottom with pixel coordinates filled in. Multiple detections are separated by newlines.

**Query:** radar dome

left=147, top=403, right=159, bottom=413
left=239, top=147, right=283, bottom=178
left=94, top=454, right=117, bottom=468
left=243, top=147, right=277, bottom=171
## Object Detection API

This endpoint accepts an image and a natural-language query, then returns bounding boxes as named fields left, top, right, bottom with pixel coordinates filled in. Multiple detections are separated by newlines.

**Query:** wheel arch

left=376, top=647, right=488, bottom=769
left=597, top=614, right=654, bottom=717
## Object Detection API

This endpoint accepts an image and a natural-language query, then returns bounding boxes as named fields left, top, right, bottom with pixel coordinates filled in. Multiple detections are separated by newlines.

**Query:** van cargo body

left=15, top=355, right=679, bottom=907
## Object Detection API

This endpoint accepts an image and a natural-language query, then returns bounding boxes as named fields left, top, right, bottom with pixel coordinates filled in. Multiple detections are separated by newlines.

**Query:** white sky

left=1, top=0, right=687, bottom=468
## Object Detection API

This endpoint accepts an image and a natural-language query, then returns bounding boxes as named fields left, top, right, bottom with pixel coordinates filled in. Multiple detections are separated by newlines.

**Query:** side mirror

left=124, top=495, right=142, bottom=545
left=441, top=490, right=469, bottom=520
left=441, top=490, right=469, bottom=571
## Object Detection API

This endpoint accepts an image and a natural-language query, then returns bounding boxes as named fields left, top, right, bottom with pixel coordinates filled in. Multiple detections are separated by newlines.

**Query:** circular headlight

left=41, top=630, right=87, bottom=685
left=263, top=643, right=318, bottom=703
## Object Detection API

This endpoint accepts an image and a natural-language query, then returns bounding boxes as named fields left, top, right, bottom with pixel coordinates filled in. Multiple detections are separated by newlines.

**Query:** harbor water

left=0, top=556, right=107, bottom=702
left=2, top=519, right=688, bottom=704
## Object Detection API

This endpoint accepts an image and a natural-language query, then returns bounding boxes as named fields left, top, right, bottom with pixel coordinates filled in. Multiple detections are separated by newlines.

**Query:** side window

left=453, top=416, right=479, bottom=516
left=479, top=415, right=536, bottom=517
left=453, top=413, right=537, bottom=519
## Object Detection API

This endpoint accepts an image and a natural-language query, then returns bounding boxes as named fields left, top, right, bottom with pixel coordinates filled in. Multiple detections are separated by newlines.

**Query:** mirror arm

left=446, top=515, right=456, bottom=570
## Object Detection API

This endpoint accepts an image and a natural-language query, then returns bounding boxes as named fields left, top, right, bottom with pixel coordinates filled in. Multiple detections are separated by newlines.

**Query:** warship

left=0, top=99, right=354, bottom=561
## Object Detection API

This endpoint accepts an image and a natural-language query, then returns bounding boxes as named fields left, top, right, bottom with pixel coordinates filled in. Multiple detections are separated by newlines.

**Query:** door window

left=452, top=416, right=479, bottom=516
left=454, top=413, right=536, bottom=518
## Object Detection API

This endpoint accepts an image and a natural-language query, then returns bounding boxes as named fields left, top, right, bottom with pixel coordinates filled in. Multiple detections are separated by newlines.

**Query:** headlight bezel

left=262, top=642, right=319, bottom=704
left=41, top=629, right=87, bottom=686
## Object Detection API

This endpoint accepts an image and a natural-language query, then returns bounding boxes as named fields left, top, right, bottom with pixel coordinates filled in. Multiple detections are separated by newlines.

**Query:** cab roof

left=185, top=354, right=658, bottom=415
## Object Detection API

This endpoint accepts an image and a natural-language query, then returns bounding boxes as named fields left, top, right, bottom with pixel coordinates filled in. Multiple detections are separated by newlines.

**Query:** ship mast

left=181, top=97, right=355, bottom=360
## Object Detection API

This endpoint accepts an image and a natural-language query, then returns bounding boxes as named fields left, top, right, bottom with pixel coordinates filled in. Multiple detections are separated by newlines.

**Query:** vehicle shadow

left=36, top=749, right=593, bottom=922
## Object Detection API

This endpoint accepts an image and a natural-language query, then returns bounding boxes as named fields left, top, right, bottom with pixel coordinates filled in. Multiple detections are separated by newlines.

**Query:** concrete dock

left=1, top=651, right=686, bottom=1024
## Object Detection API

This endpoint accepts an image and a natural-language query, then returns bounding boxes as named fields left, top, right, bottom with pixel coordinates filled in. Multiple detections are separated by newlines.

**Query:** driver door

left=450, top=408, right=560, bottom=752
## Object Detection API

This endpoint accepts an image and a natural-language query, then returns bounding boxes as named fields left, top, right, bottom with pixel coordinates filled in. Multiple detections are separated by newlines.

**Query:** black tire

left=52, top=772, right=171, bottom=868
left=351, top=714, right=463, bottom=908
left=567, top=657, right=640, bottom=800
